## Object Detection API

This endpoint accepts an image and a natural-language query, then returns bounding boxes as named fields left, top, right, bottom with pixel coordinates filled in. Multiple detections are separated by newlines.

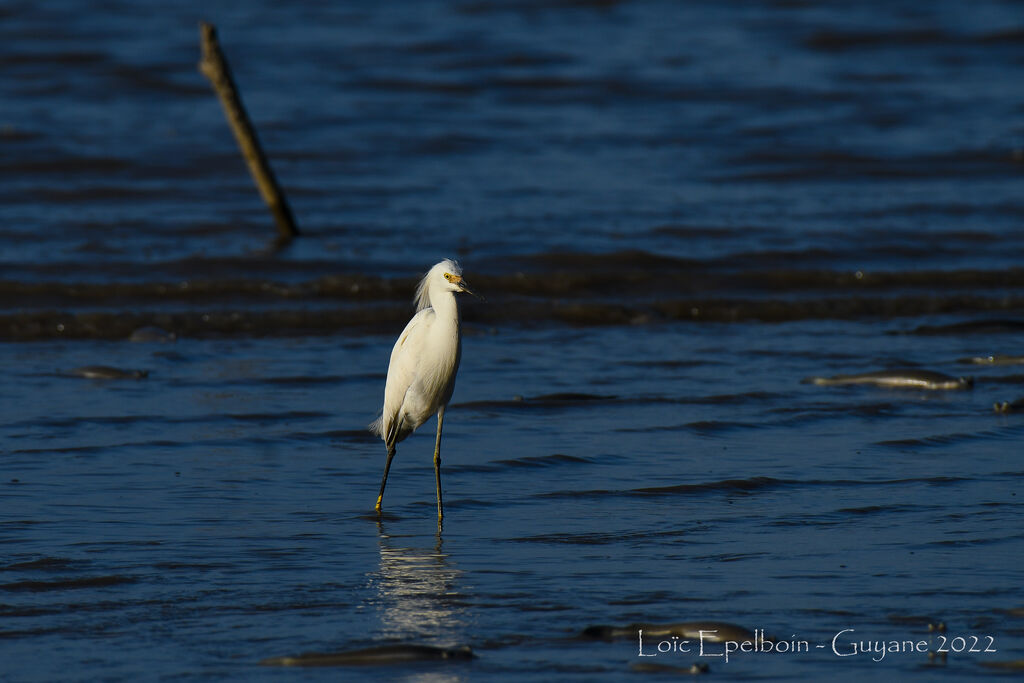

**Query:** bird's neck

left=429, top=288, right=461, bottom=329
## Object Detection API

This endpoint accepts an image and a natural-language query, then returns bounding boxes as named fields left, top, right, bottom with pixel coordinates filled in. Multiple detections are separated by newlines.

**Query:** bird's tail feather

left=368, top=415, right=384, bottom=438
left=369, top=414, right=403, bottom=449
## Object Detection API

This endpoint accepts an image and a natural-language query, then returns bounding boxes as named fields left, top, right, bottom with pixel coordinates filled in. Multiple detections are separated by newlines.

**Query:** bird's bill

left=453, top=276, right=483, bottom=301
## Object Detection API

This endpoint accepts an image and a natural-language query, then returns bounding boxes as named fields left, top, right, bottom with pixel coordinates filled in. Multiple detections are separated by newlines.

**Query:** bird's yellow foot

left=375, top=495, right=383, bottom=514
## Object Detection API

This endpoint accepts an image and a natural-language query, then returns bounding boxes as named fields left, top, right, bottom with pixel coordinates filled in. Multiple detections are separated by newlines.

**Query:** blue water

left=2, top=1, right=1024, bottom=680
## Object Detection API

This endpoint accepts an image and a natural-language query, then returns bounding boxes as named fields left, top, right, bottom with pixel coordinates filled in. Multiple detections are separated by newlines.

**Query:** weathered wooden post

left=199, top=21, right=299, bottom=243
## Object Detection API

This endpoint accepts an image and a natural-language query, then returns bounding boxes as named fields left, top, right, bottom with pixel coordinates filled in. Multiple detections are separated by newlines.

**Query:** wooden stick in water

left=198, top=21, right=299, bottom=243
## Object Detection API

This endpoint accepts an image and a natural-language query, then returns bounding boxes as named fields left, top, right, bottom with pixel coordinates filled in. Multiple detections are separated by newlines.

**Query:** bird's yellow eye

left=444, top=273, right=452, bottom=280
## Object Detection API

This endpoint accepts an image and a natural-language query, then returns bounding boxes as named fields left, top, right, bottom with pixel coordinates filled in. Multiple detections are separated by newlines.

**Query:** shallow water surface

left=2, top=0, right=1024, bottom=681
left=3, top=325, right=1023, bottom=680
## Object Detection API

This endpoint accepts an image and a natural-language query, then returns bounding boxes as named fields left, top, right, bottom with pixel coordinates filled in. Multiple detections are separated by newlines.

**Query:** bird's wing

left=380, top=308, right=434, bottom=445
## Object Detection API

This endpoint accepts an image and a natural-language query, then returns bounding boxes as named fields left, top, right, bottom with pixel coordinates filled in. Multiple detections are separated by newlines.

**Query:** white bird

left=370, top=259, right=478, bottom=527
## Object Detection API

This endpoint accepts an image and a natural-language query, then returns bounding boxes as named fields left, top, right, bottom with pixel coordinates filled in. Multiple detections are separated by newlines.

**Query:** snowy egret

left=370, top=259, right=478, bottom=526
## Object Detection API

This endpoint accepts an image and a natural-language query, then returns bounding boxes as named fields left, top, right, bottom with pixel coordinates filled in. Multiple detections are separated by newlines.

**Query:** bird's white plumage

left=371, top=259, right=476, bottom=524
left=371, top=259, right=465, bottom=449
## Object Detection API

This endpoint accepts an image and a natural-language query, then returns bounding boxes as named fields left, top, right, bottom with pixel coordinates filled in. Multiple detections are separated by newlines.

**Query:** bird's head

left=415, top=259, right=482, bottom=311
left=434, top=259, right=478, bottom=297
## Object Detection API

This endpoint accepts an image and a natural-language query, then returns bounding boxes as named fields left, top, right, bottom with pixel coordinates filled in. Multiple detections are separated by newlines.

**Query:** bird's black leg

left=376, top=445, right=396, bottom=514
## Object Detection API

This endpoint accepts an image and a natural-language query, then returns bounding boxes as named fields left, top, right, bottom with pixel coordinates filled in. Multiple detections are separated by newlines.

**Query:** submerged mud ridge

left=2, top=256, right=1024, bottom=340
left=5, top=294, right=1024, bottom=341
left=260, top=644, right=475, bottom=667
left=803, top=369, right=973, bottom=390
left=6, top=255, right=1024, bottom=304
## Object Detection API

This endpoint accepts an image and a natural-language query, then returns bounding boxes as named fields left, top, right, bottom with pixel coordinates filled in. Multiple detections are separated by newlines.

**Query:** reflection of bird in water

left=373, top=531, right=466, bottom=644
left=261, top=531, right=470, bottom=669
left=371, top=259, right=479, bottom=527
